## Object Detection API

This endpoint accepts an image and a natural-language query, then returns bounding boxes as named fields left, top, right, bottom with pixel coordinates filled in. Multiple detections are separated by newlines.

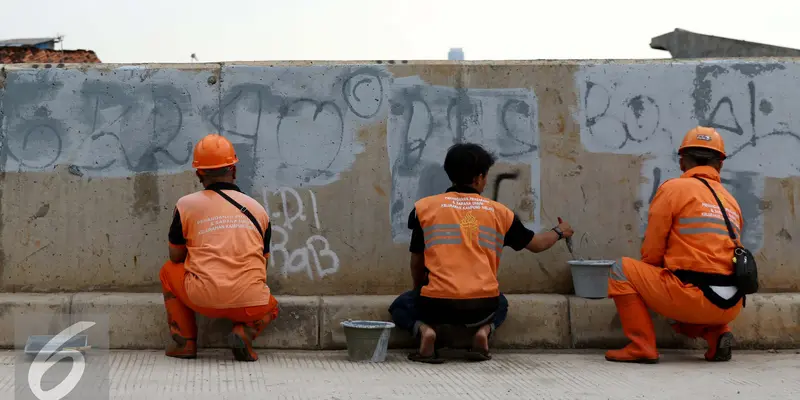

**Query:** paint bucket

left=24, top=335, right=89, bottom=357
left=568, top=259, right=615, bottom=299
left=341, top=320, right=394, bottom=362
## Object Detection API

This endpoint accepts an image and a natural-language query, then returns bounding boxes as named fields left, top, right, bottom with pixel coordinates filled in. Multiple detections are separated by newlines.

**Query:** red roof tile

left=0, top=47, right=101, bottom=64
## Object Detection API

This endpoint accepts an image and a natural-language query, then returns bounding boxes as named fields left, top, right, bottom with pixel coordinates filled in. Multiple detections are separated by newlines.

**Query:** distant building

left=0, top=37, right=60, bottom=50
left=651, top=28, right=800, bottom=58
left=448, top=48, right=464, bottom=60
left=0, top=37, right=101, bottom=64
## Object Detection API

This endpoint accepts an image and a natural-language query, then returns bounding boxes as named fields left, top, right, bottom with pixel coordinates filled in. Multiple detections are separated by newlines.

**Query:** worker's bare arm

left=410, top=253, right=426, bottom=288
left=169, top=245, right=188, bottom=263
left=524, top=221, right=574, bottom=253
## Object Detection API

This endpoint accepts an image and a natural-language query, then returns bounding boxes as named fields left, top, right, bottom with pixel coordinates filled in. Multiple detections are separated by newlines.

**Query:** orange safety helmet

left=192, top=134, right=239, bottom=170
left=678, top=126, right=726, bottom=159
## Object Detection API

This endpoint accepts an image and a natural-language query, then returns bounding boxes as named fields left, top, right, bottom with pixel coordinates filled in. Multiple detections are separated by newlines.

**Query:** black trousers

left=389, top=289, right=508, bottom=336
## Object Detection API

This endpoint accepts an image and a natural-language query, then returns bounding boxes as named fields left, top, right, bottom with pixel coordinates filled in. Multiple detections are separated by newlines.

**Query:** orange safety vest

left=414, top=192, right=515, bottom=300
left=175, top=186, right=272, bottom=309
left=644, top=166, right=744, bottom=308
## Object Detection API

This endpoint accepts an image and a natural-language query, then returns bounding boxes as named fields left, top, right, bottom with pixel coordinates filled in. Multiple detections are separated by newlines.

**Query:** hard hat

left=678, top=126, right=726, bottom=158
left=192, top=134, right=239, bottom=170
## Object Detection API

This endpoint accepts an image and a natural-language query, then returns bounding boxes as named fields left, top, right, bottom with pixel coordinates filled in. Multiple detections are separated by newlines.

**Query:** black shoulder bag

left=694, top=177, right=759, bottom=295
left=211, top=189, right=264, bottom=238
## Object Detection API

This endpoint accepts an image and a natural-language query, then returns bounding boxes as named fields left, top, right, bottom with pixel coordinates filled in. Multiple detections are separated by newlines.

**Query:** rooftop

left=651, top=28, right=800, bottom=58
left=0, top=37, right=60, bottom=47
left=0, top=47, right=101, bottom=64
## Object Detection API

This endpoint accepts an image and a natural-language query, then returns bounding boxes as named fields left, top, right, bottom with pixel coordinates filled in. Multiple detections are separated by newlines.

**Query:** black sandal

left=465, top=348, right=492, bottom=362
left=408, top=351, right=445, bottom=364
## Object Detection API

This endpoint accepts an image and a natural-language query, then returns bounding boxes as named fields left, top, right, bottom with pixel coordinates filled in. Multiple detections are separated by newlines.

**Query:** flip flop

left=464, top=349, right=492, bottom=362
left=408, top=351, right=445, bottom=364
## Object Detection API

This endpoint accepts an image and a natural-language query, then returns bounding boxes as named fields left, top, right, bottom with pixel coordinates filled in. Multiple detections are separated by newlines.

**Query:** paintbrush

left=493, top=172, right=576, bottom=258
left=558, top=217, right=575, bottom=259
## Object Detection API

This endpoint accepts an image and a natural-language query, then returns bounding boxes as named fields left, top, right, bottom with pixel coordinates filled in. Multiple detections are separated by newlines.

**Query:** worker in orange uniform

left=160, top=134, right=279, bottom=362
left=389, top=143, right=574, bottom=363
left=606, top=126, right=746, bottom=364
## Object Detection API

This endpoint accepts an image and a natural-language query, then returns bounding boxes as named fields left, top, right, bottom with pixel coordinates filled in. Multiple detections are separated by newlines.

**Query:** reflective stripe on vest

left=677, top=216, right=741, bottom=239
left=423, top=223, right=503, bottom=254
left=414, top=192, right=515, bottom=299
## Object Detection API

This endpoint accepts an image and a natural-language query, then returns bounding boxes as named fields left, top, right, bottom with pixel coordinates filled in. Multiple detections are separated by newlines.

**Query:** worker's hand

left=557, top=217, right=574, bottom=239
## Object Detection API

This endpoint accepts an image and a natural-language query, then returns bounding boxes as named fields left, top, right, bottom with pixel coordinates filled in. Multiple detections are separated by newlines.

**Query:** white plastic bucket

left=340, top=320, right=394, bottom=362
left=568, top=259, right=615, bottom=299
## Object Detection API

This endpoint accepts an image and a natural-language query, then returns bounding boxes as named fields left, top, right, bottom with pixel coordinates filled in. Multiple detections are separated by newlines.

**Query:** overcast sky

left=2, top=0, right=797, bottom=63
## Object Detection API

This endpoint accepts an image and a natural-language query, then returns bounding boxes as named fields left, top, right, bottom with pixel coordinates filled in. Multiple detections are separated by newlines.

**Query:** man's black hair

left=680, top=147, right=724, bottom=167
left=200, top=165, right=234, bottom=178
left=443, top=142, right=496, bottom=185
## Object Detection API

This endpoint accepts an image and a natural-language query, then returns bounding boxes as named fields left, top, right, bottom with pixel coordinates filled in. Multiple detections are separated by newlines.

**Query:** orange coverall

left=607, top=165, right=744, bottom=362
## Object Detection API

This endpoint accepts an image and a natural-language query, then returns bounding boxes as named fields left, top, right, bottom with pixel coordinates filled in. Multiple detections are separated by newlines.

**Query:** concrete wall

left=1, top=60, right=799, bottom=295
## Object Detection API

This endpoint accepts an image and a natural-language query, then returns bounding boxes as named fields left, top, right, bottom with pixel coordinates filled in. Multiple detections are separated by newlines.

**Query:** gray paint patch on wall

left=211, top=65, right=391, bottom=193
left=387, top=76, right=540, bottom=242
left=721, top=170, right=764, bottom=251
left=577, top=61, right=800, bottom=252
left=0, top=68, right=7, bottom=280
left=1, top=67, right=220, bottom=177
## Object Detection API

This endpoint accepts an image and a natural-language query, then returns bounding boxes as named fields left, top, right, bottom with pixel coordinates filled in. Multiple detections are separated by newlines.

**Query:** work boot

left=671, top=323, right=734, bottom=362
left=163, top=291, right=198, bottom=359
left=703, top=326, right=734, bottom=362
left=166, top=335, right=197, bottom=359
left=605, top=294, right=659, bottom=364
left=228, top=311, right=276, bottom=362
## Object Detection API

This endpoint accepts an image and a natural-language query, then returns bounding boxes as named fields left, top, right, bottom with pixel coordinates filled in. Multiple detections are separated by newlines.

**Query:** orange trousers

left=608, top=257, right=742, bottom=325
left=159, top=260, right=279, bottom=340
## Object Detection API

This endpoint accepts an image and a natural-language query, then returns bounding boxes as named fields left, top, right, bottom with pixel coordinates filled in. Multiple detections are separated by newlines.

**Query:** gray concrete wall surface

left=0, top=60, right=799, bottom=295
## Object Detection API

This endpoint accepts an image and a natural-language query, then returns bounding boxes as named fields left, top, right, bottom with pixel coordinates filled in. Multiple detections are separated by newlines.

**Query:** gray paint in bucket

left=568, top=259, right=615, bottom=299
left=341, top=320, right=395, bottom=362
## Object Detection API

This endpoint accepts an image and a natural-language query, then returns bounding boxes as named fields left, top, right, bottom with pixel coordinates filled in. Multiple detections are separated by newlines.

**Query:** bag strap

left=693, top=177, right=738, bottom=243
left=211, top=189, right=264, bottom=239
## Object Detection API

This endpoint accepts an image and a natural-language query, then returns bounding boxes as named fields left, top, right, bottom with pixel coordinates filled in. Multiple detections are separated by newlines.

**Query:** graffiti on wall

left=386, top=76, right=540, bottom=242
left=577, top=62, right=800, bottom=251
left=1, top=68, right=211, bottom=176
left=206, top=65, right=388, bottom=193
left=0, top=65, right=390, bottom=281
left=0, top=66, right=390, bottom=188
left=263, top=187, right=339, bottom=280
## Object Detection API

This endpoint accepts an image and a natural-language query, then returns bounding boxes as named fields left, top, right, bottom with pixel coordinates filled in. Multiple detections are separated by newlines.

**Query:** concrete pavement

left=1, top=349, right=798, bottom=399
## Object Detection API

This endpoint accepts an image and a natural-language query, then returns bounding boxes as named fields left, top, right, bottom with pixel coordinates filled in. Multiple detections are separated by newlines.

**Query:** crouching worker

left=160, top=134, right=279, bottom=362
left=607, top=127, right=748, bottom=364
left=390, top=143, right=574, bottom=363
